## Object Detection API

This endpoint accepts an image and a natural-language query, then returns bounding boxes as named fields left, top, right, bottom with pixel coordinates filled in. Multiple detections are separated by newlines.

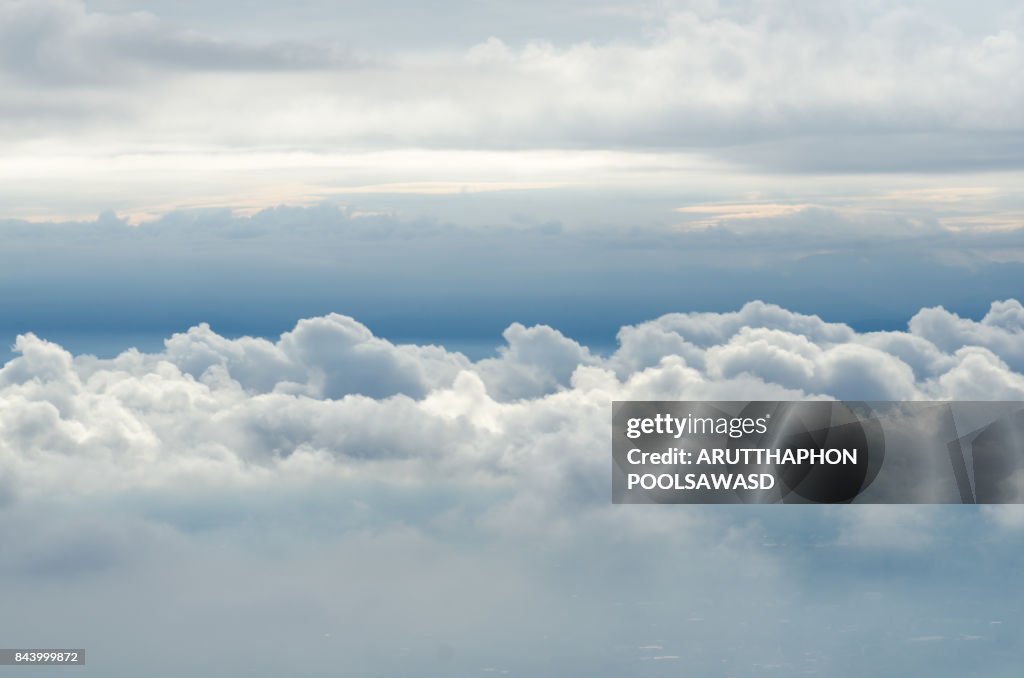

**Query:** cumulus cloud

left=163, top=314, right=470, bottom=399
left=2, top=301, right=1023, bottom=676
left=909, top=300, right=1024, bottom=371
left=2, top=299, right=1023, bottom=510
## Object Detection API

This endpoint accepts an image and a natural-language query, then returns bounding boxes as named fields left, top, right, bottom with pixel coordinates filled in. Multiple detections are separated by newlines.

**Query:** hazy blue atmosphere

left=2, top=1, right=1024, bottom=676
left=3, top=205, right=1022, bottom=362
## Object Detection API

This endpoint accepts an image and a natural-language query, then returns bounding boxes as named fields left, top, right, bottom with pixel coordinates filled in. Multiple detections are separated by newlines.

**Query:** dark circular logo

left=765, top=402, right=884, bottom=503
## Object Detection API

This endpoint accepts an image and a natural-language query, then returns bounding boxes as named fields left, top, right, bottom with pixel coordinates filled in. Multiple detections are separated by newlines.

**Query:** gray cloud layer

left=0, top=0, right=355, bottom=84
left=2, top=0, right=1022, bottom=175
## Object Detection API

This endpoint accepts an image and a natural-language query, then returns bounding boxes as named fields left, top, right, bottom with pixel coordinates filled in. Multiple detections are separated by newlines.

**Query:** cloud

left=2, top=299, right=1023, bottom=511
left=2, top=3, right=1023, bottom=222
left=2, top=301, right=1024, bottom=675
left=909, top=300, right=1024, bottom=371
left=1, top=1, right=1022, bottom=177
left=162, top=314, right=470, bottom=399
left=0, top=0, right=356, bottom=85
left=4, top=3, right=1024, bottom=672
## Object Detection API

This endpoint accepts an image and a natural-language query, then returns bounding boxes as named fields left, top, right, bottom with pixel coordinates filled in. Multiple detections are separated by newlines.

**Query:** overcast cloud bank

left=3, top=0, right=1024, bottom=219
left=3, top=0, right=1022, bottom=155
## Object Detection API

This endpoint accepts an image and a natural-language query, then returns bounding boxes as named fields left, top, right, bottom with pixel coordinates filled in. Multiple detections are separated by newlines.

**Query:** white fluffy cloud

left=162, top=314, right=470, bottom=399
left=909, top=299, right=1024, bottom=371
left=2, top=299, right=1023, bottom=512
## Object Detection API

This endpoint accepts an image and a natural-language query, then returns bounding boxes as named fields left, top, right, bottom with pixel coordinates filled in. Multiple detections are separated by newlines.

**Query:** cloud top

left=2, top=300, right=1023, bottom=509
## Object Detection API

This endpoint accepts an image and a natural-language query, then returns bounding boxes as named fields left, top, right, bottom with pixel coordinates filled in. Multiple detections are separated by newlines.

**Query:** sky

left=1, top=1, right=1024, bottom=676
left=2, top=0, right=1023, bottom=353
